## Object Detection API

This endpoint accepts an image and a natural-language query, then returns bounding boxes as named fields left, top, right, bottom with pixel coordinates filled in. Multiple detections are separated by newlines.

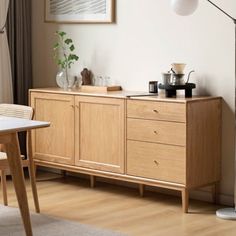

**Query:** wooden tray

left=80, top=85, right=122, bottom=92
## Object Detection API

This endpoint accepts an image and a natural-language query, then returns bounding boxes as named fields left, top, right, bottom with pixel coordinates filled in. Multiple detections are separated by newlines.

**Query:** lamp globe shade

left=171, top=0, right=199, bottom=16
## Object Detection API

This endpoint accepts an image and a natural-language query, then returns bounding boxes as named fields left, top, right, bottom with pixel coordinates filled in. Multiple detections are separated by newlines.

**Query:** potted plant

left=53, top=31, right=79, bottom=89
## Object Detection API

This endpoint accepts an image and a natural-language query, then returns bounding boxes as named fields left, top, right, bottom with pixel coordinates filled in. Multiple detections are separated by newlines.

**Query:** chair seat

left=0, top=152, right=7, bottom=160
left=0, top=152, right=25, bottom=160
left=0, top=152, right=29, bottom=172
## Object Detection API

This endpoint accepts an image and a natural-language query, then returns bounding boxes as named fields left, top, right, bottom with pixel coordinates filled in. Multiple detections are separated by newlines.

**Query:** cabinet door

left=75, top=96, right=125, bottom=173
left=30, top=92, right=75, bottom=165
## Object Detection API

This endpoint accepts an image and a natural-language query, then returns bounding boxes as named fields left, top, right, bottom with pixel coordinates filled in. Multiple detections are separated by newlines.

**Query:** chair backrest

left=0, top=104, right=33, bottom=120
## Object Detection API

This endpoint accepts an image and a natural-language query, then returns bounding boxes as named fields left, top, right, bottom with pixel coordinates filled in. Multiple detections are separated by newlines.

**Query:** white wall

left=32, top=0, right=236, bottom=202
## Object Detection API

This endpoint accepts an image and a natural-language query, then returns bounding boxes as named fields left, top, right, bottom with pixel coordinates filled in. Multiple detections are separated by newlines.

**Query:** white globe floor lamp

left=170, top=0, right=236, bottom=220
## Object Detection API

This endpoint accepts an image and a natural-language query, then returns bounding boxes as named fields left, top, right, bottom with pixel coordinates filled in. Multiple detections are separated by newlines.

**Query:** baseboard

left=190, top=189, right=234, bottom=206
left=38, top=167, right=234, bottom=207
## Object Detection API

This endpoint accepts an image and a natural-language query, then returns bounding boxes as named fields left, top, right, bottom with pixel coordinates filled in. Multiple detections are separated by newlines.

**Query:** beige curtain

left=0, top=0, right=13, bottom=103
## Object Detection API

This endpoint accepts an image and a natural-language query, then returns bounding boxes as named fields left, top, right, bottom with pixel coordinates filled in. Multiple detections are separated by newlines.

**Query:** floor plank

left=0, top=171, right=235, bottom=236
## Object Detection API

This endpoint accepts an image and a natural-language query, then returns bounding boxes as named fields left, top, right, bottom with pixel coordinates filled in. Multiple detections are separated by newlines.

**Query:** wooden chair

left=0, top=104, right=40, bottom=213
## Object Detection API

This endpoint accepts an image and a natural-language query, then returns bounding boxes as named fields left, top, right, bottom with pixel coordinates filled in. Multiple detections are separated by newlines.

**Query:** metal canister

left=149, top=81, right=158, bottom=93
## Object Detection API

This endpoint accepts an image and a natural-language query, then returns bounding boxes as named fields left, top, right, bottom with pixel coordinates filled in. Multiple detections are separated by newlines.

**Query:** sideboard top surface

left=29, top=87, right=221, bottom=103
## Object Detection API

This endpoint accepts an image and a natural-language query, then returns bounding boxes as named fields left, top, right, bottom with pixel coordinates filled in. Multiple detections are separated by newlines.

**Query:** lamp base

left=216, top=208, right=236, bottom=220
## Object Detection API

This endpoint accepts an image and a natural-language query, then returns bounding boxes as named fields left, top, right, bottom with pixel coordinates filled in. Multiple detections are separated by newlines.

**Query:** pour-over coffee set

left=159, top=63, right=196, bottom=97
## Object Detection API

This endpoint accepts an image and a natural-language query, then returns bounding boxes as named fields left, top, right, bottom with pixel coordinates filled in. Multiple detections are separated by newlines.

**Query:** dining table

left=0, top=115, right=50, bottom=236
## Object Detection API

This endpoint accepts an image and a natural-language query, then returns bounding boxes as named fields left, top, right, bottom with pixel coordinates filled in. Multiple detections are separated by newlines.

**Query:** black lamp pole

left=206, top=0, right=236, bottom=219
left=207, top=0, right=236, bottom=24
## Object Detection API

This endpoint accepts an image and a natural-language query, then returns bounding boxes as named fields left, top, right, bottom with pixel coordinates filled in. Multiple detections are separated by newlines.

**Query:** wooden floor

left=0, top=171, right=236, bottom=236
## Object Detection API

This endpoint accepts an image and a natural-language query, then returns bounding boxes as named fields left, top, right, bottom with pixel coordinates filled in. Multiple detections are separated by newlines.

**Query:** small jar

left=149, top=81, right=158, bottom=93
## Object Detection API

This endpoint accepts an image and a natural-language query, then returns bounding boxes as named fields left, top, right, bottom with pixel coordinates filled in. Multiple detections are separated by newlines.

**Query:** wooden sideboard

left=29, top=88, right=222, bottom=213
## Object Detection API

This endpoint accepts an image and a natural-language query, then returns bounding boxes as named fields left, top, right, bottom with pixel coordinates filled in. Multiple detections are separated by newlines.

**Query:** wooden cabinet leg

left=212, top=182, right=220, bottom=204
left=1, top=170, right=8, bottom=206
left=90, top=175, right=96, bottom=188
left=139, top=184, right=145, bottom=197
left=5, top=133, right=33, bottom=236
left=61, top=170, right=67, bottom=177
left=34, top=163, right=38, bottom=177
left=181, top=189, right=189, bottom=213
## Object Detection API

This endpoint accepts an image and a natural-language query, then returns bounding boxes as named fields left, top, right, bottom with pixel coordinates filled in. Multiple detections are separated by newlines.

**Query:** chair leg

left=1, top=170, right=8, bottom=206
left=27, top=131, right=40, bottom=213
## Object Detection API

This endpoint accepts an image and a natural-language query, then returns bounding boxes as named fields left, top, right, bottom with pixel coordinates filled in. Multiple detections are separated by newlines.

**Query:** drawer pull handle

left=154, top=160, right=159, bottom=166
left=153, top=109, right=159, bottom=113
left=153, top=130, right=158, bottom=135
left=70, top=105, right=75, bottom=108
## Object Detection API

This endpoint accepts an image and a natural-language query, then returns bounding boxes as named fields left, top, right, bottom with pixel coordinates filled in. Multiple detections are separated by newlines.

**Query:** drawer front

left=127, top=118, right=186, bottom=146
left=127, top=100, right=186, bottom=122
left=127, top=140, right=186, bottom=184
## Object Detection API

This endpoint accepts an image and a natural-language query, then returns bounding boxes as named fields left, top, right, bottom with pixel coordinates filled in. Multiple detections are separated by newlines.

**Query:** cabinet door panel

left=31, top=92, right=75, bottom=165
left=75, top=96, right=125, bottom=173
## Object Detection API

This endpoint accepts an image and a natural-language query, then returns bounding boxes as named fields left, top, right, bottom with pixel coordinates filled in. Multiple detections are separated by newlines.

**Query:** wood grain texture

left=4, top=133, right=32, bottom=236
left=186, top=99, right=222, bottom=188
left=80, top=85, right=122, bottom=92
left=127, top=140, right=186, bottom=184
left=127, top=118, right=186, bottom=146
left=75, top=96, right=125, bottom=173
left=181, top=189, right=189, bottom=213
left=34, top=159, right=185, bottom=191
left=139, top=184, right=145, bottom=197
left=27, top=130, right=40, bottom=213
left=127, top=100, right=186, bottom=122
left=0, top=172, right=236, bottom=236
left=0, top=170, right=7, bottom=205
left=90, top=175, right=96, bottom=188
left=29, top=90, right=222, bottom=214
left=31, top=92, right=75, bottom=165
left=3, top=172, right=236, bottom=236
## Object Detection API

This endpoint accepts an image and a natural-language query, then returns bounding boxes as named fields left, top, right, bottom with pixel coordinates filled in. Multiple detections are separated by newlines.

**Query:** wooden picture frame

left=45, top=0, right=115, bottom=24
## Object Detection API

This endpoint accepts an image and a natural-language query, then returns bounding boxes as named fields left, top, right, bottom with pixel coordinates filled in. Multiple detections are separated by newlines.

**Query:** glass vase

left=56, top=69, right=75, bottom=90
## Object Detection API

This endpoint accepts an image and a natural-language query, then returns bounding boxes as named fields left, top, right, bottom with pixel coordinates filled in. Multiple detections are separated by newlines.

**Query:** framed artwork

left=45, top=0, right=115, bottom=23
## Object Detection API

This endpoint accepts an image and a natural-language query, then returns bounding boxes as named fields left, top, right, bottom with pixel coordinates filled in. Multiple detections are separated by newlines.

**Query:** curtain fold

left=6, top=0, right=32, bottom=105
left=0, top=0, right=13, bottom=103
left=6, top=0, right=32, bottom=155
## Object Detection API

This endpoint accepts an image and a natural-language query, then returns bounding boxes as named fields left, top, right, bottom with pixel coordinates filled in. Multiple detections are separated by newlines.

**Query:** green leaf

left=57, top=31, right=66, bottom=37
left=68, top=62, right=73, bottom=69
left=57, top=59, right=62, bottom=65
left=70, top=54, right=79, bottom=61
left=53, top=31, right=78, bottom=69
left=69, top=44, right=75, bottom=51
left=53, top=43, right=59, bottom=50
left=65, top=38, right=73, bottom=45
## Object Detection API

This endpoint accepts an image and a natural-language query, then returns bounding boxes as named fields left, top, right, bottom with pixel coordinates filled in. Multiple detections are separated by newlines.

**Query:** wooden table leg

left=0, top=170, right=8, bottom=205
left=5, top=133, right=33, bottom=236
left=27, top=131, right=40, bottom=213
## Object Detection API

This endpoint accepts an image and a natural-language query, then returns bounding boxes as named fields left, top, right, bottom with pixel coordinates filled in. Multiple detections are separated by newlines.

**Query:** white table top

left=0, top=116, right=50, bottom=134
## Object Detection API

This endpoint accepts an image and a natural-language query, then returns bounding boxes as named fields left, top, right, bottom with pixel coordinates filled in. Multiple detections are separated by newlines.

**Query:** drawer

left=127, top=100, right=186, bottom=122
left=127, top=118, right=186, bottom=146
left=127, top=140, right=186, bottom=184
